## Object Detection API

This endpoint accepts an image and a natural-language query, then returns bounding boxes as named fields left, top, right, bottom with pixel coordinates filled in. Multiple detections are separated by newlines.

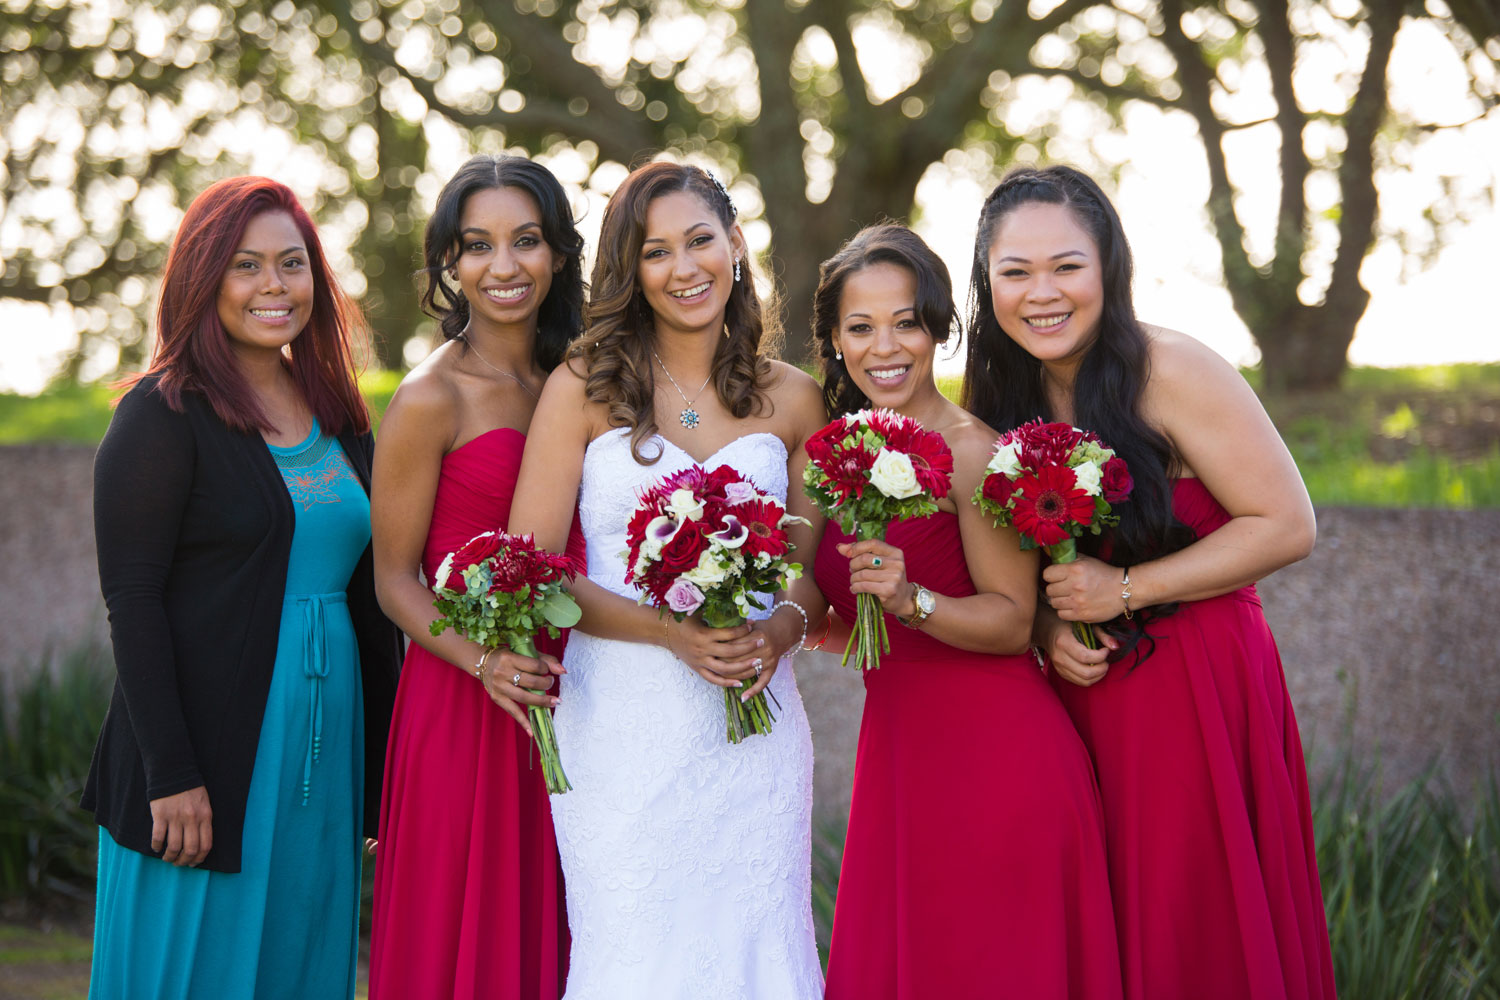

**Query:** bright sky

left=2, top=12, right=1496, bottom=392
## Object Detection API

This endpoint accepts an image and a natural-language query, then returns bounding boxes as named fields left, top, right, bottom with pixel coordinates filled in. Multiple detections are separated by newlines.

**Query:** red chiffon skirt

left=367, top=641, right=568, bottom=1000
left=1053, top=483, right=1335, bottom=999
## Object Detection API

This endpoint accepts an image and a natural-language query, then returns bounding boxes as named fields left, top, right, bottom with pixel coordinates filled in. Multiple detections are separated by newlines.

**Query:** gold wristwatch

left=898, top=583, right=936, bottom=628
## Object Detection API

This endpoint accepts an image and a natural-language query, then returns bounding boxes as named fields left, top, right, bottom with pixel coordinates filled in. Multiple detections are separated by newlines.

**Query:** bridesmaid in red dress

left=963, top=165, right=1335, bottom=999
left=785, top=224, right=1121, bottom=1000
left=366, top=155, right=585, bottom=999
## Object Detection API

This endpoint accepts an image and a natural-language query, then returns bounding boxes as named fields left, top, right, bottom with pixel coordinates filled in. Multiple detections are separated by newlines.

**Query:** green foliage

left=1, top=364, right=1496, bottom=507
left=0, top=647, right=112, bottom=901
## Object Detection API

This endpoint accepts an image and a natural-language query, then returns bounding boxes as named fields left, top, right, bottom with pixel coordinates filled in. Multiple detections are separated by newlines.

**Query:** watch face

left=916, top=587, right=936, bottom=614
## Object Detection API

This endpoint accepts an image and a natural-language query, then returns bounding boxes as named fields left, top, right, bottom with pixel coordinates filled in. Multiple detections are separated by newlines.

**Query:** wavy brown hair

left=570, top=161, right=778, bottom=464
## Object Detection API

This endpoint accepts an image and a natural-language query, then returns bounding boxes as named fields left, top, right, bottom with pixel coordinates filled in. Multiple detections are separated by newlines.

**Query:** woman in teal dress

left=84, top=177, right=401, bottom=998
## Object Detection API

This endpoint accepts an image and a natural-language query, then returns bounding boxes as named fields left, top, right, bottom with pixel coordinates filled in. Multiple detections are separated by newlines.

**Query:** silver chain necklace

left=461, top=334, right=537, bottom=399
left=650, top=348, right=712, bottom=429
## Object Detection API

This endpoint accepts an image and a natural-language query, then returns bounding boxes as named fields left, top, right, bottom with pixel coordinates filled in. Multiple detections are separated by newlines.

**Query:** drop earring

left=835, top=348, right=843, bottom=360
left=733, top=258, right=742, bottom=282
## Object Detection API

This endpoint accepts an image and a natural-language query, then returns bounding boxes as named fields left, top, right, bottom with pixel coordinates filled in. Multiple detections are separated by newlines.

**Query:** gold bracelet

left=1121, top=568, right=1134, bottom=620
left=662, top=619, right=675, bottom=658
left=472, top=647, right=493, bottom=680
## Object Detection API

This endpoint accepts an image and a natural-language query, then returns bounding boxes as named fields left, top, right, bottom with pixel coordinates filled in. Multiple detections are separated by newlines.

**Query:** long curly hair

left=571, top=161, right=778, bottom=464
left=961, top=165, right=1193, bottom=657
left=419, top=154, right=586, bottom=372
left=811, top=223, right=957, bottom=418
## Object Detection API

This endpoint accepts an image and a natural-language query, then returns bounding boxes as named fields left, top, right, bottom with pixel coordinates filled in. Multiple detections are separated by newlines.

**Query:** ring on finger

left=753, top=658, right=763, bottom=676
left=512, top=672, right=522, bottom=686
left=871, top=555, right=883, bottom=568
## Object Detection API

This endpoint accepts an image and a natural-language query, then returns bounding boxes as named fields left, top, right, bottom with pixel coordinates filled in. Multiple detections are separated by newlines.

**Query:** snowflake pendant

left=680, top=407, right=700, bottom=429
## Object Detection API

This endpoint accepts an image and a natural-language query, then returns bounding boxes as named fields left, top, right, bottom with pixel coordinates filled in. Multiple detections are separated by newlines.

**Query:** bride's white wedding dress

left=551, top=427, right=823, bottom=1000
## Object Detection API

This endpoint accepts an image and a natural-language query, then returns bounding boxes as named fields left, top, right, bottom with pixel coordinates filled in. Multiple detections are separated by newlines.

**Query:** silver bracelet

left=771, top=600, right=810, bottom=655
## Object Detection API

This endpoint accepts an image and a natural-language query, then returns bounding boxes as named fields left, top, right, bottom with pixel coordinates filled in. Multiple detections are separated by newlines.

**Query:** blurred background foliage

left=1, top=0, right=1496, bottom=390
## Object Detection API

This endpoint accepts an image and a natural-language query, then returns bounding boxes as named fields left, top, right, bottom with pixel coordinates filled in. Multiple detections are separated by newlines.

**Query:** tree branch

left=1158, top=0, right=1262, bottom=325
left=1326, top=2, right=1400, bottom=318
left=1255, top=0, right=1311, bottom=293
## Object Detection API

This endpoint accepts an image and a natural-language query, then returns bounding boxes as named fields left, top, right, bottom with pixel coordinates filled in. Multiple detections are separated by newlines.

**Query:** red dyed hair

left=122, top=176, right=371, bottom=436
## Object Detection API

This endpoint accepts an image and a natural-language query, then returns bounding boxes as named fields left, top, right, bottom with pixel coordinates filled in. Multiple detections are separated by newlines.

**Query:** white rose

left=684, top=549, right=730, bottom=587
left=869, top=448, right=921, bottom=499
left=1072, top=460, right=1103, bottom=497
left=987, top=440, right=1022, bottom=477
left=666, top=488, right=705, bottom=521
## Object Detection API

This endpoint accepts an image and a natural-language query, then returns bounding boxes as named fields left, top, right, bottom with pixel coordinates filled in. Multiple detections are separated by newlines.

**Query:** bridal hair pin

left=704, top=169, right=738, bottom=219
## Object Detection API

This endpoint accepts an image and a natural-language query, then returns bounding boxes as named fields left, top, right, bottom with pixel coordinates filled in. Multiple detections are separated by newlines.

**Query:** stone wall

left=4, top=445, right=1498, bottom=823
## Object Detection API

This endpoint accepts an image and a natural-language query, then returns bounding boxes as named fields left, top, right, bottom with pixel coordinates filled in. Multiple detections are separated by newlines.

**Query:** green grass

left=1, top=364, right=1497, bottom=507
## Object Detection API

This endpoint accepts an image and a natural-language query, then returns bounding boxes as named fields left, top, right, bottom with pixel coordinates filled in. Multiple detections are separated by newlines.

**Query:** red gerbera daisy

left=1009, top=464, right=1094, bottom=547
left=734, top=498, right=792, bottom=559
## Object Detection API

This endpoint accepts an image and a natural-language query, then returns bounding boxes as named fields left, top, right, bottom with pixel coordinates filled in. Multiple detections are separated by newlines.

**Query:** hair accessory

left=704, top=169, right=738, bottom=219
left=772, top=600, right=810, bottom=655
left=733, top=257, right=742, bottom=282
left=1121, top=567, right=1133, bottom=620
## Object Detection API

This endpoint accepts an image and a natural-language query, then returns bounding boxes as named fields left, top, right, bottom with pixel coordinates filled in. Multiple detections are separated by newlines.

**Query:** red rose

left=450, top=530, right=504, bottom=567
left=1009, top=464, right=1094, bottom=547
left=981, top=472, right=1018, bottom=509
left=1101, top=456, right=1134, bottom=504
left=659, top=519, right=709, bottom=575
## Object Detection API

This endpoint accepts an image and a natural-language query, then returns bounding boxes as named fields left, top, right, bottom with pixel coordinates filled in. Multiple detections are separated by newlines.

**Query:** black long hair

left=962, top=165, right=1193, bottom=650
left=419, top=154, right=586, bottom=372
left=813, top=223, right=957, bottom=418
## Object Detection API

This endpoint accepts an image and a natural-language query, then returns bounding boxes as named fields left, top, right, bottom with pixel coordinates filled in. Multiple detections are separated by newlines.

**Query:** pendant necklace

left=650, top=348, right=712, bottom=429
left=462, top=334, right=538, bottom=399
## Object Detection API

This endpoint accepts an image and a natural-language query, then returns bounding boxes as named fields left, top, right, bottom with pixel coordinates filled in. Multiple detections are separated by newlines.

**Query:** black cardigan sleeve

left=93, top=385, right=205, bottom=799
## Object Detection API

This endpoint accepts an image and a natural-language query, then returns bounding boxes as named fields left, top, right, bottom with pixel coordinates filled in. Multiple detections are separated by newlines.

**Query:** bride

left=508, top=161, right=825, bottom=998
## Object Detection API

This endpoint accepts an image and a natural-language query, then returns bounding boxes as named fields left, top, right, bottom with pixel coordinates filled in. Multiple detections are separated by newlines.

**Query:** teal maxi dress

left=90, top=422, right=366, bottom=999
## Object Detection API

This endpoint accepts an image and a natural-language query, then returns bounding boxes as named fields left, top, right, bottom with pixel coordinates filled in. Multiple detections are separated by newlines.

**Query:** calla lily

left=710, top=515, right=749, bottom=549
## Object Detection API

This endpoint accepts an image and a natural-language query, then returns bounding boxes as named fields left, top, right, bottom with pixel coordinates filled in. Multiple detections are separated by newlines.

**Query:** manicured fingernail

left=755, top=638, right=765, bottom=647
left=741, top=692, right=751, bottom=702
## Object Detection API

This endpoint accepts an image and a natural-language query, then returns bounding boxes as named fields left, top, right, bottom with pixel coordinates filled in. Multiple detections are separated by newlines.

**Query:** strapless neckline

left=585, top=427, right=787, bottom=468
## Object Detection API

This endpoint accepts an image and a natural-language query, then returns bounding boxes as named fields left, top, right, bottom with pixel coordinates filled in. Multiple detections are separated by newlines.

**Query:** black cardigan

left=81, top=376, right=402, bottom=872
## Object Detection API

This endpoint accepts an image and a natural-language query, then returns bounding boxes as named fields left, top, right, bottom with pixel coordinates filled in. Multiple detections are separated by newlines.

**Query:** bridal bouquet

left=802, top=409, right=954, bottom=671
left=431, top=530, right=579, bottom=794
left=623, top=463, right=807, bottom=744
left=972, top=418, right=1134, bottom=650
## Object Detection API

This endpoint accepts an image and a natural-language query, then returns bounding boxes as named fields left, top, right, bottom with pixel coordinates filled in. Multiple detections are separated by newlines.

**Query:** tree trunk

left=1253, top=302, right=1358, bottom=393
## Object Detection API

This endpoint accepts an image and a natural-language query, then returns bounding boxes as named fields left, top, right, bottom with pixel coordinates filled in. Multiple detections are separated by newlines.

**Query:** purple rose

left=665, top=579, right=705, bottom=614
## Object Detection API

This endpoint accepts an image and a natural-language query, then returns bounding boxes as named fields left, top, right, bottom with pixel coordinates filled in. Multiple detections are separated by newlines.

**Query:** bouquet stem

left=840, top=523, right=891, bottom=671
left=1043, top=539, right=1102, bottom=652
left=507, top=635, right=571, bottom=794
left=701, top=610, right=776, bottom=744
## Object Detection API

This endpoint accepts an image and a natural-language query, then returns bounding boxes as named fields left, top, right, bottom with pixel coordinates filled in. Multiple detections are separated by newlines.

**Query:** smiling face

left=216, top=210, right=314, bottom=359
left=453, top=185, right=561, bottom=335
left=986, top=202, right=1105, bottom=370
left=833, top=261, right=939, bottom=413
left=638, top=189, right=745, bottom=338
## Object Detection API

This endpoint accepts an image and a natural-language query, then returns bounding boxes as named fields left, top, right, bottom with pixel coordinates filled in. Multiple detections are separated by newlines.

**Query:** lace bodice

left=577, top=428, right=790, bottom=600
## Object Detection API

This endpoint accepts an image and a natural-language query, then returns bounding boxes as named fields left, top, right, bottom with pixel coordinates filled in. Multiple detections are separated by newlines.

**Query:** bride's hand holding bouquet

left=624, top=463, right=808, bottom=744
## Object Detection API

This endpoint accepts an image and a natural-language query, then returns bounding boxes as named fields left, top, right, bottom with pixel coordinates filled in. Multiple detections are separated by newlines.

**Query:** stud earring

left=733, top=258, right=742, bottom=282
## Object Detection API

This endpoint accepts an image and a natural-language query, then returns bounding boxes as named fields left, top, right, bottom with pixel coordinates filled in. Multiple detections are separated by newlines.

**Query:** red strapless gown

left=815, top=512, right=1122, bottom=1000
left=1052, top=478, right=1335, bottom=1000
left=368, top=429, right=585, bottom=1000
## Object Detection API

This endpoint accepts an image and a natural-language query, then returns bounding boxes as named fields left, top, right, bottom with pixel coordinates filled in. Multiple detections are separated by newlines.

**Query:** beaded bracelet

left=771, top=600, right=810, bottom=655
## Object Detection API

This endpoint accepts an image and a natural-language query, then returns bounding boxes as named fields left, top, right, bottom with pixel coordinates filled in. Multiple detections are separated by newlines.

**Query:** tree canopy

left=2, top=0, right=1494, bottom=389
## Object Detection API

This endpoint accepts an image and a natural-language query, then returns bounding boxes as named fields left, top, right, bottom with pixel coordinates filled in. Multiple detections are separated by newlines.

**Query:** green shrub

left=0, top=646, right=112, bottom=901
